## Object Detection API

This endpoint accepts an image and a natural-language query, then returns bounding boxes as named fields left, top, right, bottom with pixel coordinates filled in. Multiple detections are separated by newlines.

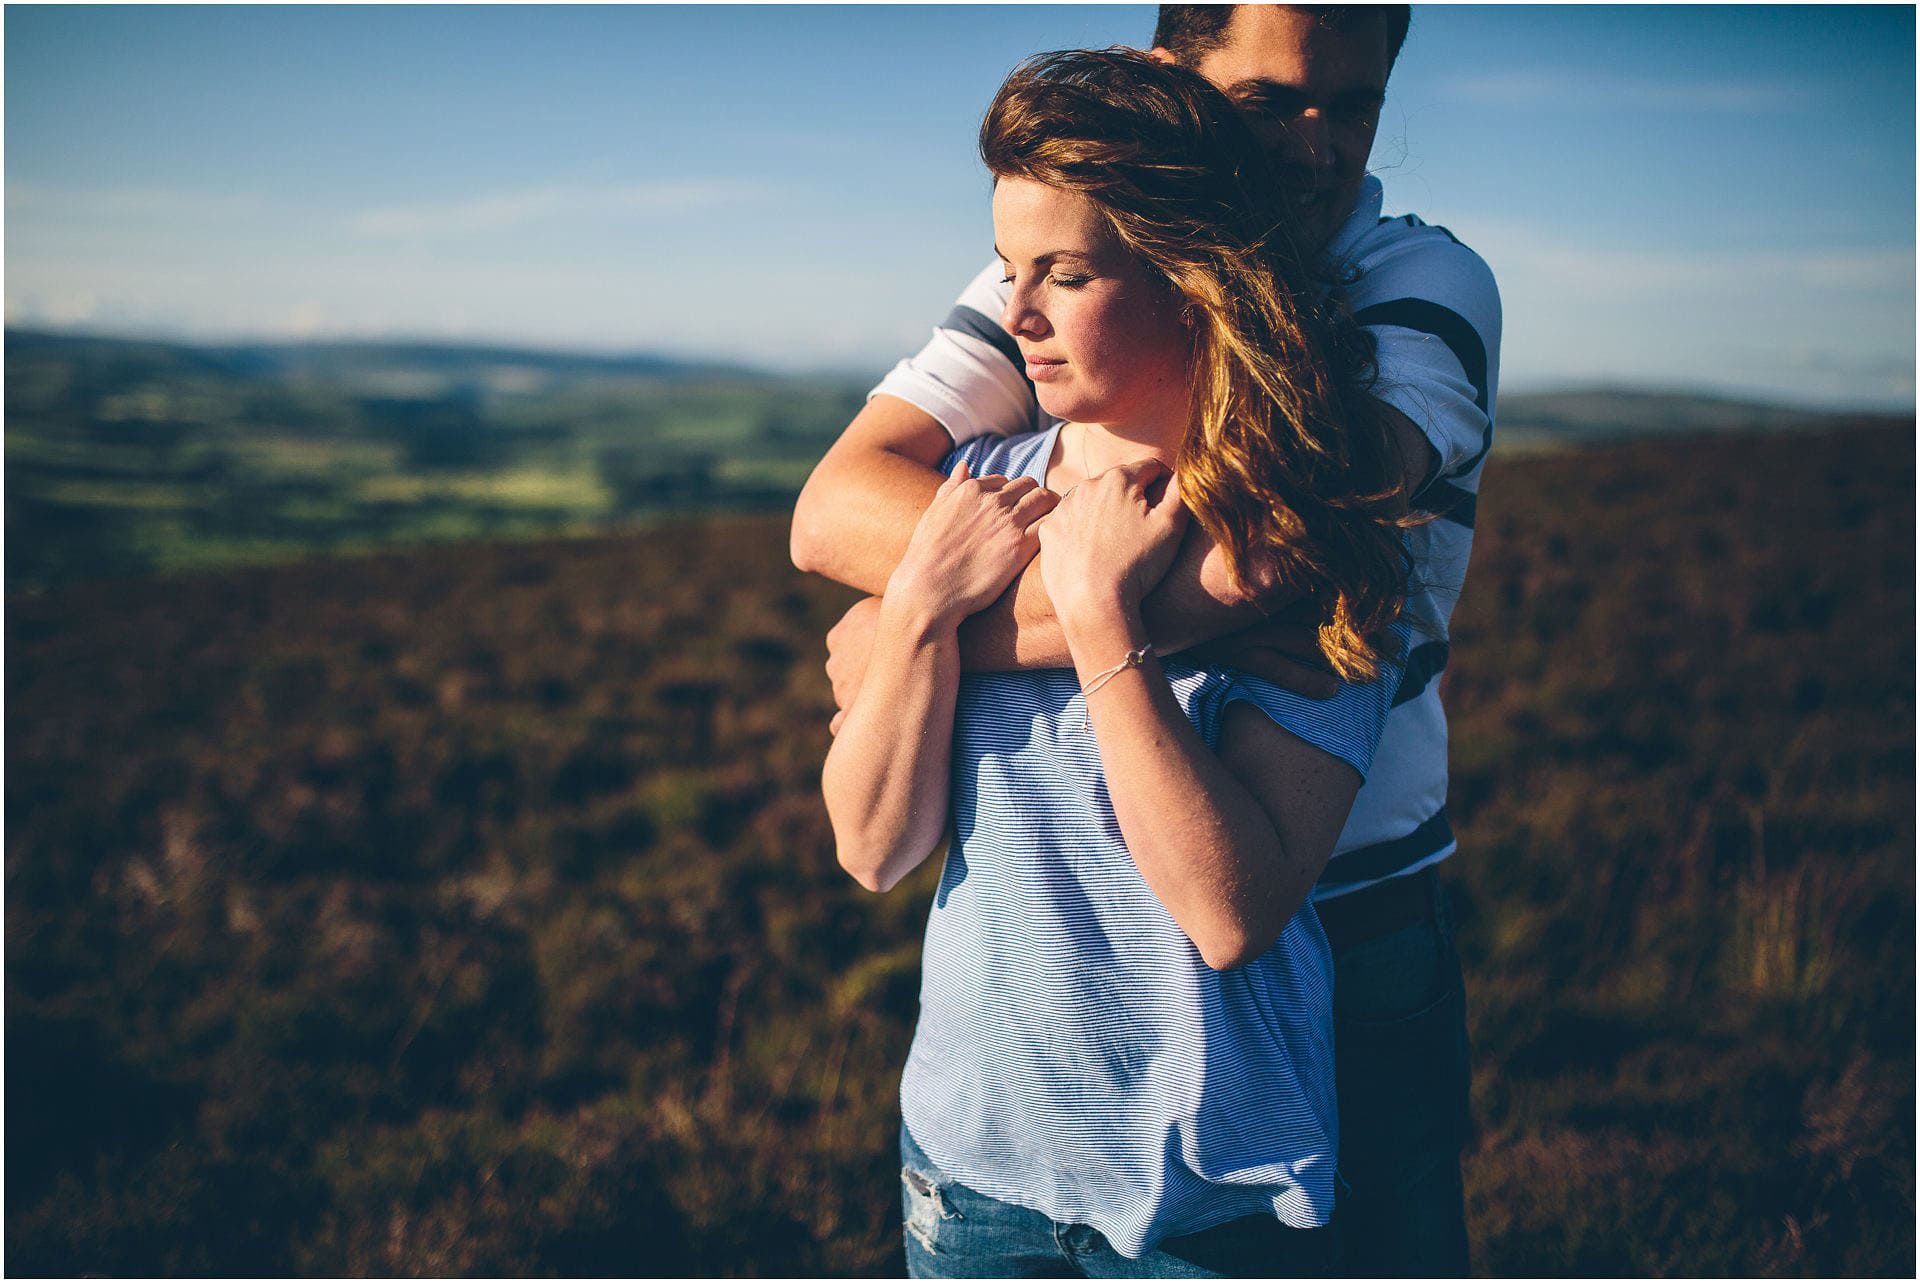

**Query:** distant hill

left=1497, top=387, right=1908, bottom=449
left=3, top=329, right=808, bottom=399
left=13, top=328, right=1904, bottom=435
left=4, top=329, right=870, bottom=588
left=8, top=329, right=1911, bottom=587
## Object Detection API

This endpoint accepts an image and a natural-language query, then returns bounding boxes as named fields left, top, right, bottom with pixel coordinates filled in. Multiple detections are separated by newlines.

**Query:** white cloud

left=1462, top=220, right=1914, bottom=302
left=282, top=303, right=335, bottom=339
left=5, top=287, right=103, bottom=327
left=349, top=179, right=773, bottom=238
left=1442, top=71, right=1806, bottom=114
left=1, top=249, right=919, bottom=372
left=1427, top=217, right=1913, bottom=407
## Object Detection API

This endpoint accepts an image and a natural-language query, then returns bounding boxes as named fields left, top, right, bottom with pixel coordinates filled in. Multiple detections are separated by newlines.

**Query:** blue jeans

left=900, top=1125, right=1341, bottom=1279
left=1330, top=879, right=1473, bottom=1277
left=898, top=879, right=1472, bottom=1278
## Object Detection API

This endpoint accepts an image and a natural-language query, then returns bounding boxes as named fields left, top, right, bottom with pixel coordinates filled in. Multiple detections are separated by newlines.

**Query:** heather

left=7, top=423, right=1912, bottom=1275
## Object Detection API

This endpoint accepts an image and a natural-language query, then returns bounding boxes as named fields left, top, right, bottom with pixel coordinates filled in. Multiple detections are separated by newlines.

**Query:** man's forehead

left=1196, top=6, right=1391, bottom=92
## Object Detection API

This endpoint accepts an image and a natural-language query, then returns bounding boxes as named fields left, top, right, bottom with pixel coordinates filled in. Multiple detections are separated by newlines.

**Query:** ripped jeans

left=897, top=874, right=1473, bottom=1278
left=899, top=1125, right=1340, bottom=1279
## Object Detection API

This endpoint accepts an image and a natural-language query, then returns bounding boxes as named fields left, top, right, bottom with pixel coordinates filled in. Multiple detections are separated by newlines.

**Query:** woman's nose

left=1001, top=287, right=1048, bottom=339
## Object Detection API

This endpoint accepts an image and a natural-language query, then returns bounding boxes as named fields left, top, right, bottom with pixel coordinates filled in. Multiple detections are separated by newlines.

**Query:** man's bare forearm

left=950, top=403, right=1436, bottom=668
left=956, top=521, right=1270, bottom=670
left=790, top=396, right=951, bottom=595
left=797, top=395, right=1437, bottom=671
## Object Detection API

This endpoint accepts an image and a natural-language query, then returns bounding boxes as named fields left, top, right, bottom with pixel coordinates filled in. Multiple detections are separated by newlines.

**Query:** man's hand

left=1180, top=401, right=1433, bottom=698
left=825, top=596, right=882, bottom=735
left=796, top=394, right=1437, bottom=686
left=1186, top=603, right=1341, bottom=700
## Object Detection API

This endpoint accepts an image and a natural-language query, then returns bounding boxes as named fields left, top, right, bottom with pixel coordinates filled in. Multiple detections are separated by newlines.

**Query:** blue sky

left=6, top=4, right=1914, bottom=408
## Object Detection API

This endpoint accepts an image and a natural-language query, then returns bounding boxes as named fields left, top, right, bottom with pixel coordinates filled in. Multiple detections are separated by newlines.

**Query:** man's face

left=1184, top=5, right=1393, bottom=247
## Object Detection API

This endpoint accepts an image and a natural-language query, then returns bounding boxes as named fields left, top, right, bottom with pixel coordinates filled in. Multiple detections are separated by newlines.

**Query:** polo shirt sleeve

left=869, top=262, right=1040, bottom=444
left=1353, top=237, right=1503, bottom=487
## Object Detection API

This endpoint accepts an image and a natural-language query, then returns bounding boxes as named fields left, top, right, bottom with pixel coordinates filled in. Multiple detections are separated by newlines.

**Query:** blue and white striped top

left=899, top=428, right=1405, bottom=1258
left=872, top=175, right=1501, bottom=898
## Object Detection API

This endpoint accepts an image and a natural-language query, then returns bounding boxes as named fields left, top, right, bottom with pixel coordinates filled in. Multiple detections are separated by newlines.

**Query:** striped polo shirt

left=900, top=429, right=1407, bottom=1258
left=871, top=175, right=1501, bottom=898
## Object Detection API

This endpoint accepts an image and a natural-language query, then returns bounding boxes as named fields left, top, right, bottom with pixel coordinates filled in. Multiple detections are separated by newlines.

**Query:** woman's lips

left=1024, top=355, right=1066, bottom=381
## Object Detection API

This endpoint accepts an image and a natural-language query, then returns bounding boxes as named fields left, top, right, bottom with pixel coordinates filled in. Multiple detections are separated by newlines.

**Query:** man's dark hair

left=1153, top=5, right=1412, bottom=73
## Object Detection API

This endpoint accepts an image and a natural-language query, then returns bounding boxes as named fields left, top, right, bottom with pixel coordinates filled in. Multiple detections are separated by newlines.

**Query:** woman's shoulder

left=1197, top=624, right=1414, bottom=782
left=943, top=424, right=1062, bottom=484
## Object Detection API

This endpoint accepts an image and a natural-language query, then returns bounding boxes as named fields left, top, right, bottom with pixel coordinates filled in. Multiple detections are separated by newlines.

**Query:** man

left=791, top=6, right=1498, bottom=1274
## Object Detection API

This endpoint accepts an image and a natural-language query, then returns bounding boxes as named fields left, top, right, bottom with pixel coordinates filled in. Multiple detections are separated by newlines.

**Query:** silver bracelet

left=1079, top=645, right=1156, bottom=730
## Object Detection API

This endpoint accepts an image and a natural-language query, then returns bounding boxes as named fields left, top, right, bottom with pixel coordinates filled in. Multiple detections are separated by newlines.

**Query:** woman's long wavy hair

left=981, top=48, right=1412, bottom=680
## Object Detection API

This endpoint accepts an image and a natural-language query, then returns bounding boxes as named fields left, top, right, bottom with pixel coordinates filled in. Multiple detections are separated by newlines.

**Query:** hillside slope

left=1494, top=388, right=1906, bottom=450
left=7, top=424, right=1914, bottom=1276
left=5, top=329, right=866, bottom=587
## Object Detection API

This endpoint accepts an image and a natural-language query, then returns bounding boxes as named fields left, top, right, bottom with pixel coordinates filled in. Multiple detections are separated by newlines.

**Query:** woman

left=823, top=50, right=1411, bottom=1277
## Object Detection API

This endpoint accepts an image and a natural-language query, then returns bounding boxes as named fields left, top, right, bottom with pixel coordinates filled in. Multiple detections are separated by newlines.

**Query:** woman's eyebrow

left=993, top=247, right=1097, bottom=267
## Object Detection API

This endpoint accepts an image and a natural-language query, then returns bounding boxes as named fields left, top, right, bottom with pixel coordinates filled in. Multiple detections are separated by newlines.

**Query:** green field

left=6, top=330, right=867, bottom=587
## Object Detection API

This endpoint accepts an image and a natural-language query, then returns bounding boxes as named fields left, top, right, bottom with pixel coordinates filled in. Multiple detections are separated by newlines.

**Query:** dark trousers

left=1325, top=871, right=1474, bottom=1277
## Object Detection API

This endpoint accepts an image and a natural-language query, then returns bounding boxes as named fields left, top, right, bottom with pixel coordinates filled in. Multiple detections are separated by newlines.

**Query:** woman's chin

left=1035, top=388, right=1103, bottom=425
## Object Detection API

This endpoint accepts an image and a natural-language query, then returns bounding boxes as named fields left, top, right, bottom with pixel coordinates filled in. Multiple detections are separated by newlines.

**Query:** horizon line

left=5, top=321, right=1912, bottom=418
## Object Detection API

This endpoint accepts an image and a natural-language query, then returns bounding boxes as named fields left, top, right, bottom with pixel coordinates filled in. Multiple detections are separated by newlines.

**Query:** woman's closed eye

left=999, top=272, right=1092, bottom=289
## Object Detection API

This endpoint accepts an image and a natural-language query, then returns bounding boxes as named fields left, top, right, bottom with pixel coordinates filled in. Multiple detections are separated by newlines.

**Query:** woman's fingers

left=971, top=474, right=1043, bottom=524
left=1077, top=458, right=1170, bottom=502
left=942, top=463, right=1024, bottom=494
left=1116, top=458, right=1170, bottom=492
left=1152, top=470, right=1188, bottom=529
left=1009, top=482, right=1061, bottom=528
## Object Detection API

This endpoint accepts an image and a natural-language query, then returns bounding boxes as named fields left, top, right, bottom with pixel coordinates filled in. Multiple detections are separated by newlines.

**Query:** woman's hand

left=1038, top=459, right=1188, bottom=626
left=886, top=462, right=1058, bottom=629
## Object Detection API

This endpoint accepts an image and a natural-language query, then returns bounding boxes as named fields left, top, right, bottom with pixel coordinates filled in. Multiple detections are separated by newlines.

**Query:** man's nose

left=1280, top=110, right=1334, bottom=172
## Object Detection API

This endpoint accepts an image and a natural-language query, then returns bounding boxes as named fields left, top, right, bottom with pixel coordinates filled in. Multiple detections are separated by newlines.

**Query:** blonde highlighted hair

left=981, top=48, right=1412, bottom=680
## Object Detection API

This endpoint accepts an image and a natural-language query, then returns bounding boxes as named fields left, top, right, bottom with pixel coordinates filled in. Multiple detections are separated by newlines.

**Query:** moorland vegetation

left=5, top=406, right=1914, bottom=1275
